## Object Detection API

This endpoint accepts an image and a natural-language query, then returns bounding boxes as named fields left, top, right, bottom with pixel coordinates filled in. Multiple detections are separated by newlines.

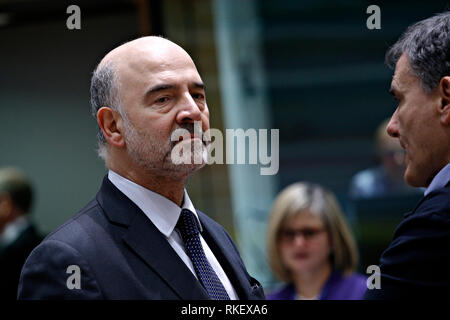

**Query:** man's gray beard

left=123, top=121, right=206, bottom=177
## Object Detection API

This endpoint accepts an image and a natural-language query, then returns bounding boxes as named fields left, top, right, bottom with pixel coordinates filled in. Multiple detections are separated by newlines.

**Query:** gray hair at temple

left=385, top=11, right=450, bottom=92
left=89, top=61, right=123, bottom=160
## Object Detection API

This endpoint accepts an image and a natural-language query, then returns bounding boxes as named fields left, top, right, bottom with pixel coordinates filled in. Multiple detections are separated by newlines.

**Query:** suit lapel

left=404, top=183, right=450, bottom=218
left=97, top=176, right=209, bottom=300
left=122, top=212, right=210, bottom=300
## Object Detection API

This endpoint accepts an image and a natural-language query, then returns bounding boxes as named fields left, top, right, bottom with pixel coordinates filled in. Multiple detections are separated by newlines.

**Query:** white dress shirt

left=424, top=163, right=450, bottom=196
left=108, top=170, right=238, bottom=299
left=0, top=215, right=30, bottom=248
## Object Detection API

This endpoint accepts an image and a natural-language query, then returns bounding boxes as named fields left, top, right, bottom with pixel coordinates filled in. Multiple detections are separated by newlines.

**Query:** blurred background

left=1, top=0, right=448, bottom=292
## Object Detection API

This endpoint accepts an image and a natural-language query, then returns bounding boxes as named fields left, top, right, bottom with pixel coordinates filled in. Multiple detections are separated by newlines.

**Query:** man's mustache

left=177, top=123, right=196, bottom=135
left=170, top=123, right=209, bottom=147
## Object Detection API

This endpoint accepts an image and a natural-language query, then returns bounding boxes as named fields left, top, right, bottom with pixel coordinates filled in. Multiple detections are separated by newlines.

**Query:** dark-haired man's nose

left=386, top=109, right=400, bottom=138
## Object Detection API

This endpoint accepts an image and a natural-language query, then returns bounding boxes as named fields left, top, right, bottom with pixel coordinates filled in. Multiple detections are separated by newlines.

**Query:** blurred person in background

left=349, top=118, right=422, bottom=199
left=266, top=182, right=366, bottom=300
left=0, top=167, right=43, bottom=300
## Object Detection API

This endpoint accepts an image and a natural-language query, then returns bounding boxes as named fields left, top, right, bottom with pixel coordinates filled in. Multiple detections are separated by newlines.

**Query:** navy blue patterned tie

left=176, top=209, right=230, bottom=300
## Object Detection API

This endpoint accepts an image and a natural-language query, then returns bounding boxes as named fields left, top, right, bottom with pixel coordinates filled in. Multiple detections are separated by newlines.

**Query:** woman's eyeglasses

left=279, top=227, right=326, bottom=242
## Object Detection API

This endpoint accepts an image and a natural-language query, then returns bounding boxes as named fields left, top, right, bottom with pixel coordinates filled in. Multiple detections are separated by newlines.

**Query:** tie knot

left=177, top=209, right=200, bottom=240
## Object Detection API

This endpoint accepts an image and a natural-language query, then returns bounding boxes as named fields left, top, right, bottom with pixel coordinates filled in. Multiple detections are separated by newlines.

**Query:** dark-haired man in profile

left=364, top=12, right=450, bottom=299
left=18, top=36, right=264, bottom=300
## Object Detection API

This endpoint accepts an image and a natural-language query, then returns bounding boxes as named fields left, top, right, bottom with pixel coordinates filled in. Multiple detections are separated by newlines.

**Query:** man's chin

left=164, top=155, right=206, bottom=171
left=404, top=167, right=428, bottom=188
left=170, top=143, right=208, bottom=165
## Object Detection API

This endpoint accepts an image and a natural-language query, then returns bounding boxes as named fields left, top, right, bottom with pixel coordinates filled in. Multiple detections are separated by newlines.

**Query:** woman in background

left=266, top=182, right=366, bottom=300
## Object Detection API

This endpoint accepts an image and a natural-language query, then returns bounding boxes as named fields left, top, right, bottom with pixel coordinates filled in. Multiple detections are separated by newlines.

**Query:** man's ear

left=439, top=76, right=450, bottom=125
left=97, top=107, right=126, bottom=148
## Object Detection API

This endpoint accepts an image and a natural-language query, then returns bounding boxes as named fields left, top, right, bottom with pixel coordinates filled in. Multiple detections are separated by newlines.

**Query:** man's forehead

left=101, top=37, right=196, bottom=73
left=102, top=37, right=201, bottom=89
left=391, top=54, right=417, bottom=91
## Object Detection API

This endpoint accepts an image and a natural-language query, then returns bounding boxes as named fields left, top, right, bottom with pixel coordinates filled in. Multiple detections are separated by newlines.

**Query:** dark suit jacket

left=364, top=182, right=450, bottom=299
left=0, top=223, right=43, bottom=300
left=18, top=176, right=265, bottom=300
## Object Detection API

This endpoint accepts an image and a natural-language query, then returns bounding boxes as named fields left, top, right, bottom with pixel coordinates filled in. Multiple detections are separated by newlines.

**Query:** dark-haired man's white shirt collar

left=424, top=163, right=450, bottom=196
left=0, top=215, right=30, bottom=248
left=108, top=170, right=238, bottom=299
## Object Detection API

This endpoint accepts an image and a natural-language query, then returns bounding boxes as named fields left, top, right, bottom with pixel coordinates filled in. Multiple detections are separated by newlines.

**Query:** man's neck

left=110, top=166, right=187, bottom=206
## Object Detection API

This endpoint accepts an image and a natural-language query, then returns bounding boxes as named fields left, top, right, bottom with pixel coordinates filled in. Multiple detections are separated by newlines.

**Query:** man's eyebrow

left=192, top=82, right=206, bottom=91
left=146, top=82, right=205, bottom=95
left=146, top=84, right=176, bottom=95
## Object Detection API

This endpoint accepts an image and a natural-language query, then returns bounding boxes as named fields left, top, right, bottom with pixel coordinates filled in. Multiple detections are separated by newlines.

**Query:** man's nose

left=176, top=93, right=202, bottom=124
left=386, top=109, right=400, bottom=138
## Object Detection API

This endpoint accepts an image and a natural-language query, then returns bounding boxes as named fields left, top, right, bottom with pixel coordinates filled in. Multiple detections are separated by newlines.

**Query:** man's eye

left=193, top=93, right=205, bottom=100
left=156, top=97, right=169, bottom=104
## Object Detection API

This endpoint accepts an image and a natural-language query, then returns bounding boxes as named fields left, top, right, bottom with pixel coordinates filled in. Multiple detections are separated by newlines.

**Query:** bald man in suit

left=18, top=37, right=264, bottom=300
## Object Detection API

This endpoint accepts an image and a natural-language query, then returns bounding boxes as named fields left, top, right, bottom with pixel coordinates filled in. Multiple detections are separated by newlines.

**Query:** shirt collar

left=424, top=163, right=450, bottom=196
left=107, top=170, right=202, bottom=238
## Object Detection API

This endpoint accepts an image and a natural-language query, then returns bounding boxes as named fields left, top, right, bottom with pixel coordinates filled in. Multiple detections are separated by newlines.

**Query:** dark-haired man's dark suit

left=0, top=224, right=42, bottom=300
left=364, top=182, right=450, bottom=299
left=17, top=177, right=264, bottom=300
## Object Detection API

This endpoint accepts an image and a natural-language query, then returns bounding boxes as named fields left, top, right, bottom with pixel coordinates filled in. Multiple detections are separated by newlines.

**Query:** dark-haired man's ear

left=439, top=76, right=450, bottom=125
left=97, top=107, right=126, bottom=148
